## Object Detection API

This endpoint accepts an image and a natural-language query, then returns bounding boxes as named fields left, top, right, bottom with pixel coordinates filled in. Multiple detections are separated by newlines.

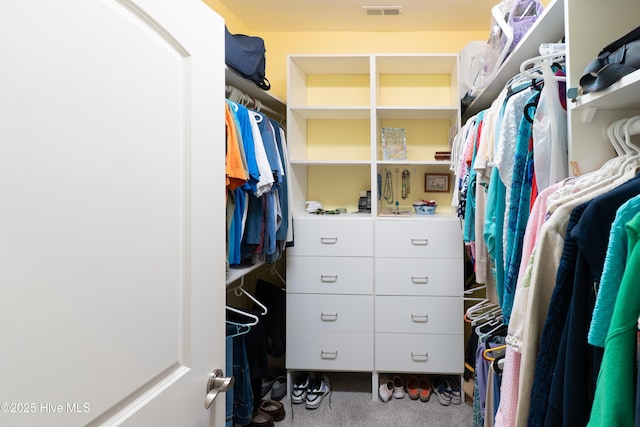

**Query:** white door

left=0, top=0, right=227, bottom=426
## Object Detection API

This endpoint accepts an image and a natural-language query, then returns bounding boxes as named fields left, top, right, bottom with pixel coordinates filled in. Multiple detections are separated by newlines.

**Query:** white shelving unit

left=285, top=53, right=464, bottom=399
left=287, top=53, right=460, bottom=216
left=565, top=0, right=640, bottom=174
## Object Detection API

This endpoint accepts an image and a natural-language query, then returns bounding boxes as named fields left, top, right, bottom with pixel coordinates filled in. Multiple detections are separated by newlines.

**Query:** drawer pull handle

left=320, top=312, right=338, bottom=321
left=411, top=314, right=429, bottom=323
left=321, top=350, right=338, bottom=359
left=320, top=237, right=338, bottom=244
left=411, top=352, right=429, bottom=362
left=411, top=276, right=429, bottom=284
left=410, top=238, right=429, bottom=246
left=320, top=274, right=338, bottom=282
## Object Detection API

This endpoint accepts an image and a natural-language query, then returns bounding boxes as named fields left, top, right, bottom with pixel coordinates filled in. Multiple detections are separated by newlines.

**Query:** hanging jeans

left=232, top=331, right=253, bottom=425
left=225, top=326, right=235, bottom=427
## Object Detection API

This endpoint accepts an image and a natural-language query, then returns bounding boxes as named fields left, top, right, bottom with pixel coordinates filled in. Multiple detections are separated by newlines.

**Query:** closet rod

left=226, top=85, right=283, bottom=122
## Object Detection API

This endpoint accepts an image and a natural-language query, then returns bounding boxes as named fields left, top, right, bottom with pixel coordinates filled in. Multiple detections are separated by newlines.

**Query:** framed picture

left=425, top=173, right=450, bottom=193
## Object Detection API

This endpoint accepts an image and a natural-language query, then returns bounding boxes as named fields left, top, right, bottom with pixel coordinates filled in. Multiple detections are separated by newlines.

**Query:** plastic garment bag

left=532, top=62, right=568, bottom=191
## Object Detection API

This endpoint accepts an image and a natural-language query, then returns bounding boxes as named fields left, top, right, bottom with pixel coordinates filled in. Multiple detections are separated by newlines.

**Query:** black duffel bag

left=225, top=26, right=271, bottom=91
left=580, top=25, right=640, bottom=93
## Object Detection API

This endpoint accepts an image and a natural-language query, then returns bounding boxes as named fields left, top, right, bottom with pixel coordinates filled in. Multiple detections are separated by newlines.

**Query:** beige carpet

left=269, top=372, right=474, bottom=427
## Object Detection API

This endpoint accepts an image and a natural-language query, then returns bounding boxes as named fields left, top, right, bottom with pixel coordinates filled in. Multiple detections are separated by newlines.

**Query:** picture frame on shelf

left=425, top=173, right=450, bottom=192
left=381, top=127, right=407, bottom=161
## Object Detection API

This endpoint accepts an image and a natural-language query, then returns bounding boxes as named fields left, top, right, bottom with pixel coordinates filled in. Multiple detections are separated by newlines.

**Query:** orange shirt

left=225, top=103, right=248, bottom=190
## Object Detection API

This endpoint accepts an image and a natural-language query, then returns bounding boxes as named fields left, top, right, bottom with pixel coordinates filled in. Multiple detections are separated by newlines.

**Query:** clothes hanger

left=225, top=305, right=259, bottom=326
left=483, top=344, right=507, bottom=361
left=554, top=116, right=639, bottom=205
left=465, top=299, right=496, bottom=320
left=471, top=306, right=503, bottom=327
left=477, top=319, right=507, bottom=343
left=616, top=115, right=640, bottom=174
left=257, top=264, right=287, bottom=288
left=607, top=118, right=627, bottom=157
left=519, top=51, right=567, bottom=82
left=226, top=321, right=251, bottom=338
left=463, top=284, right=487, bottom=302
left=466, top=299, right=499, bottom=321
left=234, top=285, right=268, bottom=315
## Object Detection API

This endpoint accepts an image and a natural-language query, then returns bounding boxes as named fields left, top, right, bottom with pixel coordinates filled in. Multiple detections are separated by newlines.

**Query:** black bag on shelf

left=579, top=25, right=640, bottom=93
left=225, top=26, right=271, bottom=91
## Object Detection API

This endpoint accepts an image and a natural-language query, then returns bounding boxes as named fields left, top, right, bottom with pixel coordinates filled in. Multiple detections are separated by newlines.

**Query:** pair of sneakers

left=291, top=373, right=331, bottom=409
left=379, top=375, right=406, bottom=402
left=432, top=376, right=462, bottom=406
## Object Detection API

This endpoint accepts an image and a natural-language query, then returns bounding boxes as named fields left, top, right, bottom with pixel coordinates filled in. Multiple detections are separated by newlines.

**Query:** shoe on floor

left=405, top=376, right=420, bottom=400
left=258, top=399, right=285, bottom=422
left=447, top=377, right=462, bottom=405
left=270, top=375, right=287, bottom=402
left=418, top=377, right=432, bottom=402
left=248, top=411, right=274, bottom=427
left=260, top=376, right=276, bottom=399
left=392, top=375, right=405, bottom=399
left=433, top=377, right=452, bottom=406
left=379, top=375, right=394, bottom=402
left=291, top=373, right=310, bottom=404
left=304, top=375, right=331, bottom=409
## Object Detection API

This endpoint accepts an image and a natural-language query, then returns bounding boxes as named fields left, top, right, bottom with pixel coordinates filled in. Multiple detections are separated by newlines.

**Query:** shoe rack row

left=378, top=374, right=462, bottom=406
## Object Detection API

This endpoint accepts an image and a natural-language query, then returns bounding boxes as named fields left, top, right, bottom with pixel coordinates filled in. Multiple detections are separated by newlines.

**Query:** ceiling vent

left=361, top=6, right=403, bottom=16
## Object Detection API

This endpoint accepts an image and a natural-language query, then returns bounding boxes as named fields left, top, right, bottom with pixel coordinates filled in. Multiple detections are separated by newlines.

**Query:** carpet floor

left=268, top=372, right=474, bottom=427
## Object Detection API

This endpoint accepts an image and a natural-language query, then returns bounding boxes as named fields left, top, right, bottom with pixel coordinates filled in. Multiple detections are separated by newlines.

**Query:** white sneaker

left=379, top=375, right=394, bottom=402
left=305, top=375, right=331, bottom=409
left=291, top=373, right=310, bottom=404
left=392, top=376, right=406, bottom=399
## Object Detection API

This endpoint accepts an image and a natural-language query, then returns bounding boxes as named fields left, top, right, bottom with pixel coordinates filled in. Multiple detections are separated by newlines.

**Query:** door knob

left=205, top=369, right=234, bottom=409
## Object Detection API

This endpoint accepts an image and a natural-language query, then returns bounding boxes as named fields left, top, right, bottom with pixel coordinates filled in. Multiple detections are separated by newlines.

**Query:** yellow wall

left=260, top=31, right=488, bottom=102
left=201, top=0, right=249, bottom=33
left=202, top=1, right=487, bottom=103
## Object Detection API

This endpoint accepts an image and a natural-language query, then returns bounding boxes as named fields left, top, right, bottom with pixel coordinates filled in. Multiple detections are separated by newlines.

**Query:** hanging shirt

left=513, top=168, right=640, bottom=427
left=589, top=194, right=640, bottom=347
left=225, top=102, right=248, bottom=190
left=248, top=111, right=274, bottom=197
left=227, top=100, right=260, bottom=193
left=544, top=176, right=640, bottom=427
left=588, top=211, right=640, bottom=427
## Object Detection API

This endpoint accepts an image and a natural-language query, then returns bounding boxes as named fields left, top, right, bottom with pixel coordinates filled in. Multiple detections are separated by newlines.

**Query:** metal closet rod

left=225, top=84, right=283, bottom=121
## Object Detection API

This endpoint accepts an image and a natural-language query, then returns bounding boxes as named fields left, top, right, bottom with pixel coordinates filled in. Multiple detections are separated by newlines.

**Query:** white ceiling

left=218, top=0, right=499, bottom=32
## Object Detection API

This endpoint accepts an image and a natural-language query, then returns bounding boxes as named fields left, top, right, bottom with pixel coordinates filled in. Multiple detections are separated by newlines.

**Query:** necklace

left=401, top=169, right=410, bottom=199
left=382, top=169, right=394, bottom=204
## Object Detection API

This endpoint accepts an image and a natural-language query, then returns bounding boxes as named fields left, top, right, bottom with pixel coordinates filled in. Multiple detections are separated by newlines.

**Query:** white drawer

left=286, top=332, right=373, bottom=371
left=375, top=296, right=463, bottom=335
left=287, top=217, right=373, bottom=257
left=375, top=333, right=463, bottom=374
left=287, top=294, right=373, bottom=334
left=287, top=256, right=373, bottom=294
left=375, top=219, right=462, bottom=259
left=375, top=257, right=462, bottom=296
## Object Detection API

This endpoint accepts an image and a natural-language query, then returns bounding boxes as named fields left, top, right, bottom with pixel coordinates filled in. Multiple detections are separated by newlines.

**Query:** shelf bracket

left=581, top=107, right=597, bottom=123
